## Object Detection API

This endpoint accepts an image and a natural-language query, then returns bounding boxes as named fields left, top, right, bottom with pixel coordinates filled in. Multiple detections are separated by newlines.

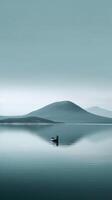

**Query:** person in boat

left=50, top=136, right=59, bottom=146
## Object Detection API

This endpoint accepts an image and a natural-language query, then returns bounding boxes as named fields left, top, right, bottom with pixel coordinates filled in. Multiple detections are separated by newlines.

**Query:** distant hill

left=28, top=101, right=112, bottom=123
left=0, top=101, right=112, bottom=124
left=0, top=116, right=54, bottom=124
left=87, top=106, right=112, bottom=118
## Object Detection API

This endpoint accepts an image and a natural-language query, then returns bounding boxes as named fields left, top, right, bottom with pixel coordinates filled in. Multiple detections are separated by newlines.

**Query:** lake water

left=0, top=124, right=112, bottom=200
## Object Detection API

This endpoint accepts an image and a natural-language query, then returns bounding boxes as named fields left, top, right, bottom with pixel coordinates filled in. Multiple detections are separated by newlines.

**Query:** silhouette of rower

left=50, top=136, right=59, bottom=146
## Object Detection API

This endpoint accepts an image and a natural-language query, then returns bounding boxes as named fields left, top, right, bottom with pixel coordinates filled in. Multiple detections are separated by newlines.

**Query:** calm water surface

left=0, top=124, right=112, bottom=200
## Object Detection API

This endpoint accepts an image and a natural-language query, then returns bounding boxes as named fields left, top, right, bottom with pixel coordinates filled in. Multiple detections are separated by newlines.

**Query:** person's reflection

left=50, top=136, right=59, bottom=146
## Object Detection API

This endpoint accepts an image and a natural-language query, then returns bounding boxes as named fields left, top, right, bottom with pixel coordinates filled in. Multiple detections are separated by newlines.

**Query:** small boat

left=50, top=136, right=59, bottom=146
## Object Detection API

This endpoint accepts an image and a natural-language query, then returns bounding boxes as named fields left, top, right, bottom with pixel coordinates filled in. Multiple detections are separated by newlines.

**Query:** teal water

left=0, top=124, right=112, bottom=200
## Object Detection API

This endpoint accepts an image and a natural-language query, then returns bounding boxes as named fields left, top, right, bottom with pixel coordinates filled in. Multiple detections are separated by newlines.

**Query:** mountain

left=0, top=116, right=54, bottom=124
left=87, top=106, right=112, bottom=118
left=28, top=101, right=112, bottom=123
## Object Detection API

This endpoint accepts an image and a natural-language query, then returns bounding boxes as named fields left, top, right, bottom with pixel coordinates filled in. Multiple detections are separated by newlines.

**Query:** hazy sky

left=0, top=0, right=112, bottom=115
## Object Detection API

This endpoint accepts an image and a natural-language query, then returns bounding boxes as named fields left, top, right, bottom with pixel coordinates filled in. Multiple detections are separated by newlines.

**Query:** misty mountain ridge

left=87, top=106, right=112, bottom=118
left=28, top=101, right=112, bottom=123
left=0, top=116, right=54, bottom=124
left=0, top=101, right=112, bottom=124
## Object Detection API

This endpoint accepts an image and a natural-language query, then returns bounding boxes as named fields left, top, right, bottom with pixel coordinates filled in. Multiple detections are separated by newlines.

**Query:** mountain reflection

left=0, top=124, right=112, bottom=146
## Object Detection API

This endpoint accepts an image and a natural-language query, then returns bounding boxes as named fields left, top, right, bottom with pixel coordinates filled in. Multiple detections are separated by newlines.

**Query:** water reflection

left=0, top=124, right=112, bottom=147
left=0, top=124, right=112, bottom=200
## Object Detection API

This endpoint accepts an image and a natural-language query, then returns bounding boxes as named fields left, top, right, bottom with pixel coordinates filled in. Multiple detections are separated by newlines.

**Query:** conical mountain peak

left=28, top=100, right=112, bottom=123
